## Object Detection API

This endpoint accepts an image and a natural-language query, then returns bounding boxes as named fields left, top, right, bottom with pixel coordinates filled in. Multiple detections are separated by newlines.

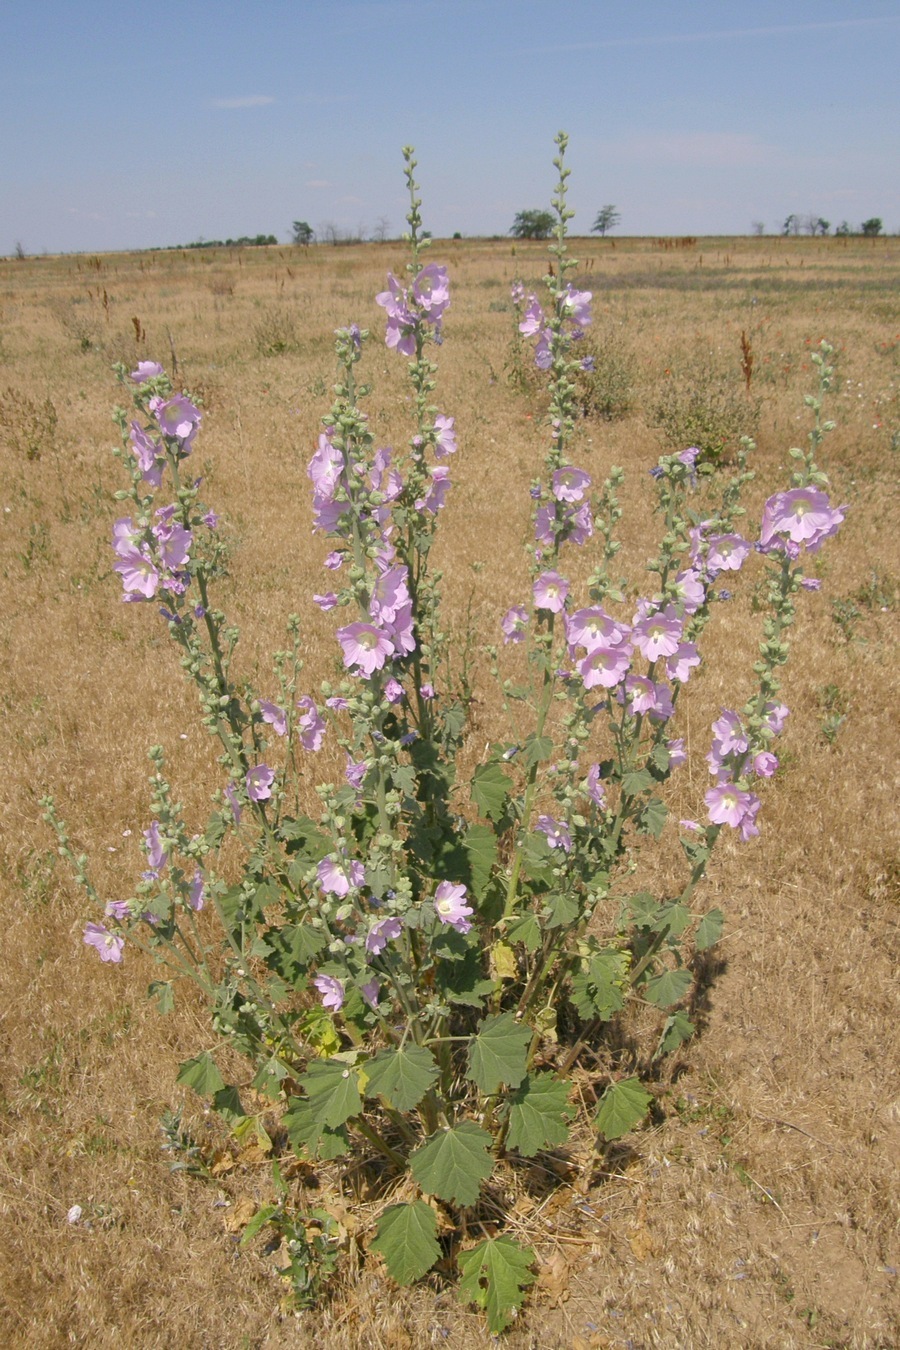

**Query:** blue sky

left=3, top=0, right=899, bottom=253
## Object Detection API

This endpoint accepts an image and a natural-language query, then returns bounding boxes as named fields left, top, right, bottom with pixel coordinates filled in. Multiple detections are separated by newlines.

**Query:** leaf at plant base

left=471, top=761, right=514, bottom=822
left=410, top=1121, right=493, bottom=1208
left=464, top=822, right=497, bottom=901
left=298, top=1059, right=362, bottom=1128
left=364, top=1046, right=439, bottom=1112
left=211, top=1084, right=246, bottom=1125
left=282, top=1097, right=350, bottom=1161
left=654, top=1011, right=695, bottom=1059
left=643, top=966, right=693, bottom=1009
left=506, top=1073, right=574, bottom=1156
left=544, top=891, right=580, bottom=929
left=177, top=1051, right=225, bottom=1097
left=148, top=979, right=174, bottom=1014
left=696, top=907, right=725, bottom=951
left=619, top=890, right=658, bottom=930
left=467, top=1012, right=530, bottom=1094
left=504, top=912, right=541, bottom=952
left=240, top=1203, right=279, bottom=1246
left=370, top=1202, right=441, bottom=1285
left=570, top=948, right=628, bottom=1021
left=650, top=901, right=692, bottom=938
left=595, top=1077, right=653, bottom=1141
left=435, top=946, right=494, bottom=1008
left=457, top=1236, right=536, bottom=1333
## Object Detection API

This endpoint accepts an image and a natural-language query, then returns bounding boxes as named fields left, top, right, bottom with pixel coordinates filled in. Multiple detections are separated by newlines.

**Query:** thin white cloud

left=210, top=95, right=275, bottom=109
left=540, top=16, right=900, bottom=54
left=609, top=132, right=777, bottom=169
left=305, top=179, right=332, bottom=189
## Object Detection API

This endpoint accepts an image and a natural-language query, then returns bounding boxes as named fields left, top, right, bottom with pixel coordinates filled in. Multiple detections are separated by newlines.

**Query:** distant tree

left=372, top=216, right=391, bottom=244
left=592, top=205, right=620, bottom=237
left=782, top=214, right=801, bottom=236
left=815, top=218, right=830, bottom=236
left=510, top=209, right=555, bottom=240
left=861, top=217, right=883, bottom=237
left=835, top=220, right=852, bottom=236
left=14, top=240, right=26, bottom=260
left=291, top=220, right=313, bottom=246
left=751, top=221, right=766, bottom=236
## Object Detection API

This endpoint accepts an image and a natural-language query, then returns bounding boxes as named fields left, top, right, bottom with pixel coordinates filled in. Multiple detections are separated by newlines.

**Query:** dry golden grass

left=0, top=234, right=898, bottom=1348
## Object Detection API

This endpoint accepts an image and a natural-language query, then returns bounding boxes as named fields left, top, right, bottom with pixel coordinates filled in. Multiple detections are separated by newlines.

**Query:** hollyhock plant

left=46, top=139, right=849, bottom=1332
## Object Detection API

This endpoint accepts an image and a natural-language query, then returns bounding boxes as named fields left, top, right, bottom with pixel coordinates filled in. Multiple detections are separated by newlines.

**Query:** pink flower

left=632, top=606, right=683, bottom=662
left=412, top=263, right=450, bottom=319
left=337, top=622, right=395, bottom=676
left=366, top=916, right=403, bottom=955
left=384, top=679, right=404, bottom=705
left=706, top=533, right=750, bottom=572
left=114, top=547, right=159, bottom=599
left=130, top=361, right=163, bottom=383
left=705, top=783, right=759, bottom=831
left=711, top=710, right=748, bottom=757
left=533, top=571, right=569, bottom=613
left=246, top=764, right=275, bottom=801
left=672, top=569, right=706, bottom=614
left=666, top=642, right=701, bottom=683
left=562, top=284, right=592, bottom=326
left=760, top=487, right=845, bottom=553
left=519, top=296, right=543, bottom=337
left=552, top=466, right=591, bottom=503
left=502, top=605, right=528, bottom=643
left=154, top=394, right=201, bottom=446
left=83, top=922, right=125, bottom=963
left=296, top=696, right=326, bottom=751
left=752, top=751, right=778, bottom=778
left=188, top=871, right=205, bottom=911
left=317, top=857, right=365, bottom=897
left=567, top=607, right=630, bottom=652
left=260, top=701, right=287, bottom=736
left=360, top=978, right=380, bottom=1009
left=433, top=414, right=457, bottom=457
left=313, top=974, right=344, bottom=1011
left=586, top=763, right=606, bottom=807
left=536, top=815, right=572, bottom=852
left=667, top=738, right=687, bottom=768
left=433, top=881, right=473, bottom=934
left=578, top=644, right=631, bottom=691
left=763, top=701, right=790, bottom=733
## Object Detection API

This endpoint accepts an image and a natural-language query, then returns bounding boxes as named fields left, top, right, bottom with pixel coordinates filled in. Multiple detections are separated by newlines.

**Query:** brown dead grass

left=0, top=234, right=897, bottom=1348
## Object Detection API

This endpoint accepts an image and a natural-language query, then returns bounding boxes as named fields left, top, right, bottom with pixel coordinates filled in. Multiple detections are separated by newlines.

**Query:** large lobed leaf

left=505, top=1073, right=574, bottom=1156
left=410, top=1121, right=493, bottom=1208
left=370, top=1201, right=441, bottom=1285
left=364, top=1046, right=439, bottom=1112
left=457, top=1236, right=535, bottom=1333
left=467, top=1011, right=530, bottom=1095
left=595, top=1077, right=653, bottom=1141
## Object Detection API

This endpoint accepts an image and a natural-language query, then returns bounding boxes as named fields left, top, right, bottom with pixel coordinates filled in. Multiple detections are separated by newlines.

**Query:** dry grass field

left=0, top=231, right=897, bottom=1348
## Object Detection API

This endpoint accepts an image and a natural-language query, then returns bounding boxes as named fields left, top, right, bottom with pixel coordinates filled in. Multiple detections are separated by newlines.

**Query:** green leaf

left=364, top=1046, right=439, bottom=1112
left=240, top=1203, right=279, bottom=1246
left=506, top=1074, right=574, bottom=1156
left=457, top=1236, right=535, bottom=1333
left=464, top=823, right=498, bottom=902
left=471, top=762, right=514, bottom=822
left=410, top=1121, right=493, bottom=1207
left=544, top=891, right=580, bottom=929
left=696, top=907, right=725, bottom=951
left=520, top=832, right=555, bottom=887
left=176, top=1051, right=225, bottom=1097
left=650, top=901, right=692, bottom=938
left=370, top=1202, right=441, bottom=1285
left=266, top=920, right=326, bottom=977
left=622, top=768, right=653, bottom=797
left=298, top=1059, right=362, bottom=1129
left=279, top=813, right=332, bottom=862
left=440, top=947, right=494, bottom=1008
left=282, top=1097, right=350, bottom=1161
left=619, top=890, right=658, bottom=930
left=211, top=1084, right=246, bottom=1125
left=643, top=967, right=692, bottom=1009
left=504, top=912, right=541, bottom=952
left=649, top=742, right=671, bottom=775
left=522, top=734, right=554, bottom=769
left=639, top=796, right=668, bottom=839
left=466, top=1012, right=530, bottom=1094
left=148, top=980, right=174, bottom=1014
left=595, top=1077, right=653, bottom=1141
left=570, top=949, right=628, bottom=1021
left=655, top=1011, right=695, bottom=1059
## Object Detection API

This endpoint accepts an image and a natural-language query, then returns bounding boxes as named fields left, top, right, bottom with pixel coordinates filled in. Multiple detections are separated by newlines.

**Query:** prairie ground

left=0, top=232, right=897, bottom=1348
